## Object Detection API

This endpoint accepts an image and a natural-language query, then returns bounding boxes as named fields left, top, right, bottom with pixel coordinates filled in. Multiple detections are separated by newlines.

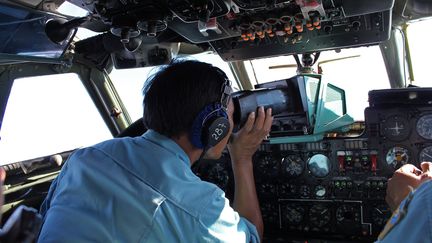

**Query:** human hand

left=0, top=168, right=5, bottom=222
left=385, top=164, right=422, bottom=212
left=228, top=107, right=273, bottom=166
left=419, top=162, right=432, bottom=182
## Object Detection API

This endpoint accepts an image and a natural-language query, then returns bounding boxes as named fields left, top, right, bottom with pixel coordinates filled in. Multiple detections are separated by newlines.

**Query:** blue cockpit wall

left=0, top=3, right=69, bottom=59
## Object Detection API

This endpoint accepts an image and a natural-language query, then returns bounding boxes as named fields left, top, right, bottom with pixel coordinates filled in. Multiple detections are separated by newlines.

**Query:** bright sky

left=0, top=74, right=112, bottom=164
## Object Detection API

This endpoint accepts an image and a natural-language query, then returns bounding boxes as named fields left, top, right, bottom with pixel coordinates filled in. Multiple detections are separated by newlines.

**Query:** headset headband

left=199, top=75, right=232, bottom=127
left=219, top=75, right=232, bottom=110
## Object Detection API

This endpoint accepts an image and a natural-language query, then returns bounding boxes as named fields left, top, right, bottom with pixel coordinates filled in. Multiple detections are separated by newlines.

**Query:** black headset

left=190, top=75, right=232, bottom=149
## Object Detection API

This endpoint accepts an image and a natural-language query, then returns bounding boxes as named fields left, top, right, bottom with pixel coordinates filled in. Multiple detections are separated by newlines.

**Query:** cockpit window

left=110, top=52, right=239, bottom=122
left=56, top=1, right=89, bottom=17
left=324, top=84, right=345, bottom=118
left=246, top=56, right=298, bottom=84
left=407, top=18, right=432, bottom=87
left=0, top=74, right=112, bottom=165
left=248, top=46, right=390, bottom=121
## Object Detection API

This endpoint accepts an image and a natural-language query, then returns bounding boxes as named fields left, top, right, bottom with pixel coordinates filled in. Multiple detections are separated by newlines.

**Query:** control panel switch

left=370, top=151, right=378, bottom=173
left=337, top=151, right=345, bottom=172
left=198, top=18, right=222, bottom=37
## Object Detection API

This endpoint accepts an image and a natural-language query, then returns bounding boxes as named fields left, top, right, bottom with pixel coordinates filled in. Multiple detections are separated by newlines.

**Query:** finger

left=421, top=162, right=432, bottom=173
left=420, top=162, right=432, bottom=181
left=411, top=166, right=423, bottom=176
left=240, top=112, right=255, bottom=134
left=398, top=163, right=416, bottom=172
left=398, top=164, right=420, bottom=175
left=393, top=171, right=422, bottom=188
left=0, top=168, right=5, bottom=182
left=0, top=168, right=4, bottom=213
left=420, top=172, right=432, bottom=181
left=394, top=168, right=421, bottom=179
left=252, top=107, right=265, bottom=132
left=262, top=108, right=273, bottom=135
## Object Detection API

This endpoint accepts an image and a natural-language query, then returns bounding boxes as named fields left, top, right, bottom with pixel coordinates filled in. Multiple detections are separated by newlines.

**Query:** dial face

left=419, top=146, right=432, bottom=162
left=299, top=185, right=310, bottom=198
left=256, top=154, right=279, bottom=177
left=336, top=204, right=360, bottom=224
left=314, top=185, right=326, bottom=198
left=307, top=154, right=331, bottom=178
left=382, top=115, right=410, bottom=141
left=284, top=205, right=305, bottom=224
left=386, top=146, right=409, bottom=168
left=258, top=183, right=277, bottom=196
left=279, top=183, right=297, bottom=196
left=416, top=114, right=432, bottom=140
left=309, top=204, right=331, bottom=227
left=261, top=203, right=279, bottom=224
left=372, top=205, right=391, bottom=227
left=282, top=155, right=304, bottom=177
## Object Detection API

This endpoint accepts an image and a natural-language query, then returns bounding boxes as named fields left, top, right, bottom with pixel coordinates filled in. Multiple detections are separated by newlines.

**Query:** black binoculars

left=232, top=88, right=292, bottom=127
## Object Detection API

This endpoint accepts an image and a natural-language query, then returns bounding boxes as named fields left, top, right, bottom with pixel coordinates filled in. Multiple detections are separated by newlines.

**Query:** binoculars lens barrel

left=232, top=88, right=291, bottom=127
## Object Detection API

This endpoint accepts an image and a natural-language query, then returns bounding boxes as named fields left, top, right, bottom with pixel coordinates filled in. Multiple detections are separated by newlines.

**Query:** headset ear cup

left=190, top=103, right=230, bottom=149
left=204, top=116, right=230, bottom=147
left=190, top=104, right=213, bottom=149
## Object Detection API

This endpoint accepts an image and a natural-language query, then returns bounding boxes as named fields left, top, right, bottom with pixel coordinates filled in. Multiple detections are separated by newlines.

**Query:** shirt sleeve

left=198, top=189, right=260, bottom=243
left=376, top=180, right=432, bottom=243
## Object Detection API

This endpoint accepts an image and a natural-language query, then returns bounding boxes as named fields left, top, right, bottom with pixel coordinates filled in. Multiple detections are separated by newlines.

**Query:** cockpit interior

left=1, top=0, right=432, bottom=242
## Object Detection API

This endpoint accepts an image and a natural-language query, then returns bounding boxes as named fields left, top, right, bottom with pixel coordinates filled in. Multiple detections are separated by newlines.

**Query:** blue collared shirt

left=38, top=130, right=259, bottom=243
left=376, top=180, right=432, bottom=243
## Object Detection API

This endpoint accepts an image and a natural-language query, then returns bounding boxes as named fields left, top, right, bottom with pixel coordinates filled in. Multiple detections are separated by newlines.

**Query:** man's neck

left=172, top=134, right=202, bottom=166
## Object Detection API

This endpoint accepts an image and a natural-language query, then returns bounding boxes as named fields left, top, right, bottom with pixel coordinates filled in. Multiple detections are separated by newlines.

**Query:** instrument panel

left=193, top=88, right=432, bottom=242
left=193, top=138, right=391, bottom=242
left=67, top=0, right=394, bottom=66
left=366, top=88, right=432, bottom=170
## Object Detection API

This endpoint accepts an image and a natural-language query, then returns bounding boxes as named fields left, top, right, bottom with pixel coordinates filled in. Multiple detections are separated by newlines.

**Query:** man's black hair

left=143, top=59, right=229, bottom=138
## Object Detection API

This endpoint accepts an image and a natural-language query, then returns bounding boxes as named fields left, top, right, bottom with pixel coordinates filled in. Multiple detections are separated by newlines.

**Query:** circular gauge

left=382, top=115, right=410, bottom=141
left=309, top=204, right=331, bottom=227
left=419, top=146, right=432, bottom=162
left=258, top=182, right=277, bottom=196
left=279, top=183, right=297, bottom=196
left=299, top=185, right=310, bottom=198
left=256, top=154, right=279, bottom=177
left=284, top=205, right=305, bottom=224
left=371, top=205, right=391, bottom=227
left=261, top=203, right=279, bottom=224
left=336, top=204, right=360, bottom=224
left=416, top=114, right=432, bottom=140
left=282, top=155, right=304, bottom=177
left=314, top=185, right=326, bottom=198
left=386, top=146, right=409, bottom=168
left=307, top=154, right=331, bottom=178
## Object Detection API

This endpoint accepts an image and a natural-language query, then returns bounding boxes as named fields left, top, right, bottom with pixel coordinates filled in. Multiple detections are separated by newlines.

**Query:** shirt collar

left=142, top=129, right=191, bottom=166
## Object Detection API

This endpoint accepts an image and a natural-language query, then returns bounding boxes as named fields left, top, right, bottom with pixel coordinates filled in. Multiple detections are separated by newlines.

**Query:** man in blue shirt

left=377, top=162, right=432, bottom=242
left=37, top=60, right=273, bottom=242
